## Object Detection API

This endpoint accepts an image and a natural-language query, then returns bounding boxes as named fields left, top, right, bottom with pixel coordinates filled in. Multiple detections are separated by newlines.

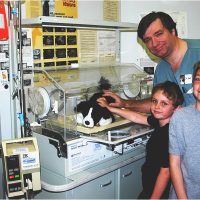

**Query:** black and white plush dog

left=75, top=77, right=115, bottom=128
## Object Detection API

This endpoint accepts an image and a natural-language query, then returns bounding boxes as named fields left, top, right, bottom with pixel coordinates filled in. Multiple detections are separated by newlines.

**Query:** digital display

left=8, top=182, right=22, bottom=193
left=6, top=155, right=20, bottom=181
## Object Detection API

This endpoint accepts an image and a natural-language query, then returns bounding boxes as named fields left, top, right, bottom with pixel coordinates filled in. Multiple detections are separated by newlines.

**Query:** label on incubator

left=13, top=147, right=29, bottom=154
left=20, top=152, right=40, bottom=170
left=67, top=139, right=112, bottom=172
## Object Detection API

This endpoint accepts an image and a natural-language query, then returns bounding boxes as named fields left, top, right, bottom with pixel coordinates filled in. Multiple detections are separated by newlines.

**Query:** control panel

left=1, top=137, right=41, bottom=198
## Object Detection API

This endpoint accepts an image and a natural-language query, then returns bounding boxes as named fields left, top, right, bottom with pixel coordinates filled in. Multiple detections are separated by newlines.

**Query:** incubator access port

left=107, top=130, right=130, bottom=141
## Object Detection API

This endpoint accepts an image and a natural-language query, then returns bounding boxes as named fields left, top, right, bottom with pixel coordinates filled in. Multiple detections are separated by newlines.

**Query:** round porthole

left=123, top=80, right=140, bottom=98
left=28, top=87, right=51, bottom=119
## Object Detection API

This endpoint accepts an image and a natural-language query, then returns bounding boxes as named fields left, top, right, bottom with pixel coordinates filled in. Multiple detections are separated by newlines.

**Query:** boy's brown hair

left=151, top=81, right=184, bottom=108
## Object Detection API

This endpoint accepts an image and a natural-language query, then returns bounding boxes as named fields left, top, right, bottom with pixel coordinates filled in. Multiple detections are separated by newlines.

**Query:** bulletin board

left=32, top=27, right=79, bottom=68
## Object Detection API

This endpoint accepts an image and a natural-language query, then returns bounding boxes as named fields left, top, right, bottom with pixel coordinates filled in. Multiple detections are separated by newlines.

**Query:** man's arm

left=150, top=167, right=170, bottom=199
left=169, top=154, right=188, bottom=199
left=103, top=91, right=151, bottom=113
left=123, top=98, right=151, bottom=113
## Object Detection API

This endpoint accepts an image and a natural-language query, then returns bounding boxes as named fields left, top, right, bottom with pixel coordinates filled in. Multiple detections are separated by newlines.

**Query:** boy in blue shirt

left=169, top=61, right=200, bottom=199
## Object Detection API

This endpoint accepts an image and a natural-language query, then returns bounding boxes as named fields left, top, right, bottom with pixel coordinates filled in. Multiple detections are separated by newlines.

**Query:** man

left=104, top=12, right=200, bottom=113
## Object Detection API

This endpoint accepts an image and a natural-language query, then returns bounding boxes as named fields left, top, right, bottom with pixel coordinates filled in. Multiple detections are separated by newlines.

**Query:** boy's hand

left=97, top=97, right=109, bottom=108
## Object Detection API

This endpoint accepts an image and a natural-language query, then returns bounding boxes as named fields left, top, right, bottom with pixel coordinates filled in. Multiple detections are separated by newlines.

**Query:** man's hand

left=103, top=90, right=125, bottom=108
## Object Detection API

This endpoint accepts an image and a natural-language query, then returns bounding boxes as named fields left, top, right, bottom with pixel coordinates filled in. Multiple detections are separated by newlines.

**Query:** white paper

left=79, top=30, right=98, bottom=64
left=98, top=31, right=116, bottom=64
left=0, top=14, right=4, bottom=29
left=21, top=152, right=40, bottom=170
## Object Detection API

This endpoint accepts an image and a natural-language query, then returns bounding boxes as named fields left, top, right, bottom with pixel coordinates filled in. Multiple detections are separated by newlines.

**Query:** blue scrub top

left=153, top=39, right=200, bottom=106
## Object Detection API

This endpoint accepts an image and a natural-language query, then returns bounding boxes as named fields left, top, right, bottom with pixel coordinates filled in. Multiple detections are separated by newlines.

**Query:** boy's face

left=193, top=68, right=200, bottom=102
left=151, top=90, right=175, bottom=124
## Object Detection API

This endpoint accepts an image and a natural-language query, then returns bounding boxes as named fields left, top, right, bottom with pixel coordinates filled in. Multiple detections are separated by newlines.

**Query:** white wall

left=78, top=0, right=103, bottom=20
left=121, top=0, right=200, bottom=38
left=120, top=0, right=200, bottom=64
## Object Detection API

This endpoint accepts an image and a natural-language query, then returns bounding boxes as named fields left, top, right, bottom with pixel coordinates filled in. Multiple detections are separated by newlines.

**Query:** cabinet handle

left=100, top=180, right=112, bottom=187
left=122, top=171, right=132, bottom=178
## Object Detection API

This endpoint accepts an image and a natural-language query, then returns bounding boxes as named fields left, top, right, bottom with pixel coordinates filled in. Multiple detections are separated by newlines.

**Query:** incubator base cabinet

left=33, top=131, right=146, bottom=199
left=37, top=159, right=144, bottom=199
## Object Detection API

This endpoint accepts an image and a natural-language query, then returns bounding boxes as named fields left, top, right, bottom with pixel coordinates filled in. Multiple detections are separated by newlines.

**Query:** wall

left=120, top=0, right=200, bottom=65
left=78, top=0, right=103, bottom=20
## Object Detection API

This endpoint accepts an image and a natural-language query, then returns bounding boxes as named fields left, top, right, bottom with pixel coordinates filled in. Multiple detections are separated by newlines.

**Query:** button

left=9, top=175, right=14, bottom=179
left=15, top=174, right=20, bottom=179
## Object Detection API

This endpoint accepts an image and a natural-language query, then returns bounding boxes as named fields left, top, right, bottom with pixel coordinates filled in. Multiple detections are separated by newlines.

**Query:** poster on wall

left=98, top=31, right=116, bottom=64
left=25, top=0, right=78, bottom=18
left=78, top=30, right=98, bottom=64
left=21, top=28, right=34, bottom=68
left=55, top=0, right=78, bottom=18
left=25, top=0, right=42, bottom=18
left=78, top=30, right=117, bottom=65
left=31, top=27, right=78, bottom=68
left=103, top=0, right=119, bottom=22
left=169, top=11, right=188, bottom=38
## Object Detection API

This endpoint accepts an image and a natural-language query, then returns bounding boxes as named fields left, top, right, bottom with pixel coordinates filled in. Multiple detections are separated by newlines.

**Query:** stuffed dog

left=75, top=77, right=115, bottom=128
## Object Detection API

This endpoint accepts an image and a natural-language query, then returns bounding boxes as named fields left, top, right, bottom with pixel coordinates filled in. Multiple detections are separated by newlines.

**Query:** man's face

left=142, top=18, right=176, bottom=58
